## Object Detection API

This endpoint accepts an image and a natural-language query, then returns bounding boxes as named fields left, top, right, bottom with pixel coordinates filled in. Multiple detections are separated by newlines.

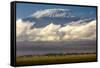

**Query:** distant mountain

left=21, top=8, right=95, bottom=28
left=22, top=16, right=94, bottom=28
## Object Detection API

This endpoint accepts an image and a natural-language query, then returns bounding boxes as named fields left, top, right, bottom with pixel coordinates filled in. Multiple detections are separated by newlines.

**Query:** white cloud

left=40, top=23, right=61, bottom=35
left=16, top=19, right=35, bottom=41
left=32, top=8, right=70, bottom=18
left=61, top=20, right=96, bottom=40
left=16, top=19, right=96, bottom=41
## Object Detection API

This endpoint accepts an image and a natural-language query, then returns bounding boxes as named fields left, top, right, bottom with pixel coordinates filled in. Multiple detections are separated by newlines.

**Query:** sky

left=16, top=3, right=96, bottom=19
left=16, top=2, right=97, bottom=41
left=16, top=3, right=97, bottom=57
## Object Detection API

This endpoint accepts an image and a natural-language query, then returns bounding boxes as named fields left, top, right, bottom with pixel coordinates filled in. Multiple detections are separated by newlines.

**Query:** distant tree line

left=17, top=52, right=96, bottom=58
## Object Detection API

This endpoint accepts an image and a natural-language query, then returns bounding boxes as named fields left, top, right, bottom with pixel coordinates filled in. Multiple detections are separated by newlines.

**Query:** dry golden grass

left=16, top=54, right=96, bottom=66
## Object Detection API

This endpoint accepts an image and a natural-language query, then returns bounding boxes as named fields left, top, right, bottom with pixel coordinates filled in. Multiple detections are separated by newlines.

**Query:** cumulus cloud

left=16, top=19, right=96, bottom=41
left=32, top=8, right=73, bottom=18
left=59, top=20, right=96, bottom=40
left=16, top=19, right=35, bottom=41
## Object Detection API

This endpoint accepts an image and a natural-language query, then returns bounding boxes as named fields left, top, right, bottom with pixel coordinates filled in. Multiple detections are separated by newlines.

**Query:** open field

left=16, top=53, right=96, bottom=66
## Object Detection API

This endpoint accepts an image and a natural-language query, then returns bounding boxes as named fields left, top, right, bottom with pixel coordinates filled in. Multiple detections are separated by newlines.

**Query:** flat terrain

left=17, top=41, right=96, bottom=56
left=16, top=54, right=96, bottom=65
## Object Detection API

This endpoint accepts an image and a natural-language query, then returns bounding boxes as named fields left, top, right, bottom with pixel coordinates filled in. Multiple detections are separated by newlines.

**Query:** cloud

left=60, top=20, right=96, bottom=40
left=16, top=19, right=96, bottom=41
left=32, top=8, right=73, bottom=18
left=16, top=19, right=35, bottom=41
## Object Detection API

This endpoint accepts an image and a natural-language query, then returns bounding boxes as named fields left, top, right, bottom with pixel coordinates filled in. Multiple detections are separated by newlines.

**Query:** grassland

left=16, top=53, right=96, bottom=66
